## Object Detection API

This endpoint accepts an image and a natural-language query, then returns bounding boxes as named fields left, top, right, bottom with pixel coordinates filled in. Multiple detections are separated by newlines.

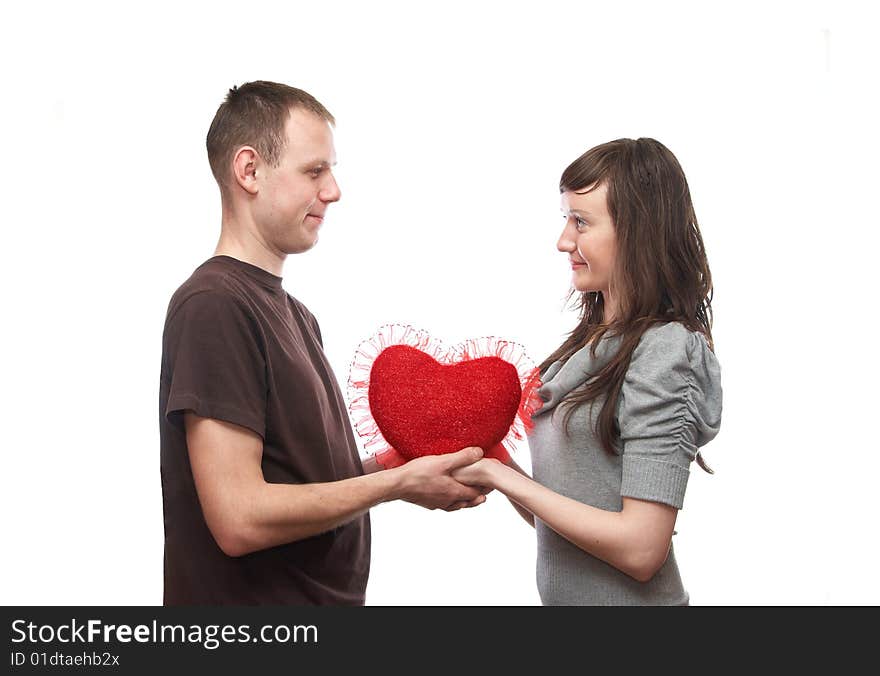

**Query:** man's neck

left=215, top=216, right=285, bottom=277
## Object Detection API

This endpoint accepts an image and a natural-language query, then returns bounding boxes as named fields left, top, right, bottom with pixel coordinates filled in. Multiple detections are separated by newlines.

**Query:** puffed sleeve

left=617, top=322, right=722, bottom=509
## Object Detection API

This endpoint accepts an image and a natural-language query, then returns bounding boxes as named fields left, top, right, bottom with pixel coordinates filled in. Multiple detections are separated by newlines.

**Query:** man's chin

left=285, top=237, right=318, bottom=255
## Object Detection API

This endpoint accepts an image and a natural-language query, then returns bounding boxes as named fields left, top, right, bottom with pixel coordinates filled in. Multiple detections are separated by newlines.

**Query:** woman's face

left=558, top=182, right=618, bottom=297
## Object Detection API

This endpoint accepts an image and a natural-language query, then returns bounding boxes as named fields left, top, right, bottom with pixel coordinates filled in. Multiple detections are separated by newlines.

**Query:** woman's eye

left=574, top=217, right=588, bottom=230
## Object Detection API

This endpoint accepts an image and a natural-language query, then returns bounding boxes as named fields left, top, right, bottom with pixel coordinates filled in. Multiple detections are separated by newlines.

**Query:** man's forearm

left=219, top=470, right=402, bottom=557
left=216, top=448, right=487, bottom=557
left=185, top=413, right=486, bottom=557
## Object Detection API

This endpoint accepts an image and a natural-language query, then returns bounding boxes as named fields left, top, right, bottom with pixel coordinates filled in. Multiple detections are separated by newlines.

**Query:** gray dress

left=529, top=322, right=722, bottom=605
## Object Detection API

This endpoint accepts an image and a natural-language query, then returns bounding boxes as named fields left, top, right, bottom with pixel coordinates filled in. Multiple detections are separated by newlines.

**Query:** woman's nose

left=557, top=222, right=575, bottom=253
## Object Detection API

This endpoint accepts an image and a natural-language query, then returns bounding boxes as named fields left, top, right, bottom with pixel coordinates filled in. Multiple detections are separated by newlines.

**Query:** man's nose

left=320, top=172, right=341, bottom=203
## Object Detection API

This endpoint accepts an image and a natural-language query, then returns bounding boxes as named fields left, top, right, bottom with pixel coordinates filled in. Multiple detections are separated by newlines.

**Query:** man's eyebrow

left=301, top=159, right=336, bottom=167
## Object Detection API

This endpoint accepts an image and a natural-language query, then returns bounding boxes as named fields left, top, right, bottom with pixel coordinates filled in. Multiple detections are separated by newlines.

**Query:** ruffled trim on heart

left=347, top=323, right=543, bottom=470
left=347, top=324, right=448, bottom=462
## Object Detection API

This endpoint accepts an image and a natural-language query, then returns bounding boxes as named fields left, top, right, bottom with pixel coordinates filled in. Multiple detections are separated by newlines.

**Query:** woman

left=453, top=138, right=722, bottom=605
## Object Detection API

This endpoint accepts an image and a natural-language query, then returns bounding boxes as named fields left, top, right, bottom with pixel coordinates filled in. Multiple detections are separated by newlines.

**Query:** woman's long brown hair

left=539, top=138, right=715, bottom=472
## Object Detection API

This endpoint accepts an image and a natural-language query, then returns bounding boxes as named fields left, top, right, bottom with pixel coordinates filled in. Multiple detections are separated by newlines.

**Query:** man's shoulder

left=285, top=291, right=314, bottom=319
left=165, top=260, right=248, bottom=323
left=284, top=292, right=323, bottom=338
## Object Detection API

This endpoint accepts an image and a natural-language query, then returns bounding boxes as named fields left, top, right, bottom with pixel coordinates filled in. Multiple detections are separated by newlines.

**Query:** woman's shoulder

left=621, top=321, right=722, bottom=448
left=638, top=320, right=704, bottom=346
left=635, top=322, right=713, bottom=360
left=629, top=321, right=720, bottom=385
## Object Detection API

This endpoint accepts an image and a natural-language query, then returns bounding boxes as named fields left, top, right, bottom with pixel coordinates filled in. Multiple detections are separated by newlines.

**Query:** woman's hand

left=451, top=457, right=504, bottom=489
left=453, top=457, right=536, bottom=527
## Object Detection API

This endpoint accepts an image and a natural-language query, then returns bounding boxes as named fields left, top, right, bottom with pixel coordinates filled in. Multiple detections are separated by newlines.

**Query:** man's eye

left=309, top=168, right=324, bottom=177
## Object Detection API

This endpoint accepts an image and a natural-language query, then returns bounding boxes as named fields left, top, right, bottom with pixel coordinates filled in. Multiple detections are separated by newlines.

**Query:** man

left=159, top=81, right=486, bottom=605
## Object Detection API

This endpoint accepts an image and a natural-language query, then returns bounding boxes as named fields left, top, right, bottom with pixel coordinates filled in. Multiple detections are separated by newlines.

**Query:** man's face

left=253, top=108, right=341, bottom=255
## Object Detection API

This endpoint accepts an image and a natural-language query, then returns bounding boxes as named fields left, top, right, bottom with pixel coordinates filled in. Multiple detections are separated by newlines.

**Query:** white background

left=2, top=0, right=878, bottom=606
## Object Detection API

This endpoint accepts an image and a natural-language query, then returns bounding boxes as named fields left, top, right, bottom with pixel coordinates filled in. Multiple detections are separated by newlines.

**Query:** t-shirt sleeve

left=164, top=290, right=267, bottom=438
left=617, top=323, right=722, bottom=509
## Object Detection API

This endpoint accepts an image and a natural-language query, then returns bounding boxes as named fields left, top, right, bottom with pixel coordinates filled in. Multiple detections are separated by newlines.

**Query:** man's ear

left=231, top=146, right=260, bottom=195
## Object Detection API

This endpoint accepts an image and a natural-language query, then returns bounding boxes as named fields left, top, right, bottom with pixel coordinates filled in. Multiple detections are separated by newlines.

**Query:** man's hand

left=392, top=446, right=491, bottom=511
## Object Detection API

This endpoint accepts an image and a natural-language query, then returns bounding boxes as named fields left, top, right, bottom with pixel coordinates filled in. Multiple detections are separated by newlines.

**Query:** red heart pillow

left=347, top=324, right=542, bottom=469
left=369, top=345, right=522, bottom=459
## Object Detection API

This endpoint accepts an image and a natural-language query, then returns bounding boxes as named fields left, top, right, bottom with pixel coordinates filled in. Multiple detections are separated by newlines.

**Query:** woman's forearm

left=487, top=463, right=663, bottom=582
left=503, top=457, right=535, bottom=527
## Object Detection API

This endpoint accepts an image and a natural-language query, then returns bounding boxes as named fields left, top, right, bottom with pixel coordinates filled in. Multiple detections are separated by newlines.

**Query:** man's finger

left=464, top=494, right=487, bottom=508
left=443, top=446, right=483, bottom=470
left=444, top=494, right=486, bottom=511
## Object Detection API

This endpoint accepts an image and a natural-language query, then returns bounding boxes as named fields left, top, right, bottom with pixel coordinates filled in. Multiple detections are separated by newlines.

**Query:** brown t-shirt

left=159, top=255, right=370, bottom=605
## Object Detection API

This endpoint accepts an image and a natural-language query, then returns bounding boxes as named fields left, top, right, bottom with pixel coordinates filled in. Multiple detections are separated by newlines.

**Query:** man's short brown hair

left=206, top=81, right=335, bottom=191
